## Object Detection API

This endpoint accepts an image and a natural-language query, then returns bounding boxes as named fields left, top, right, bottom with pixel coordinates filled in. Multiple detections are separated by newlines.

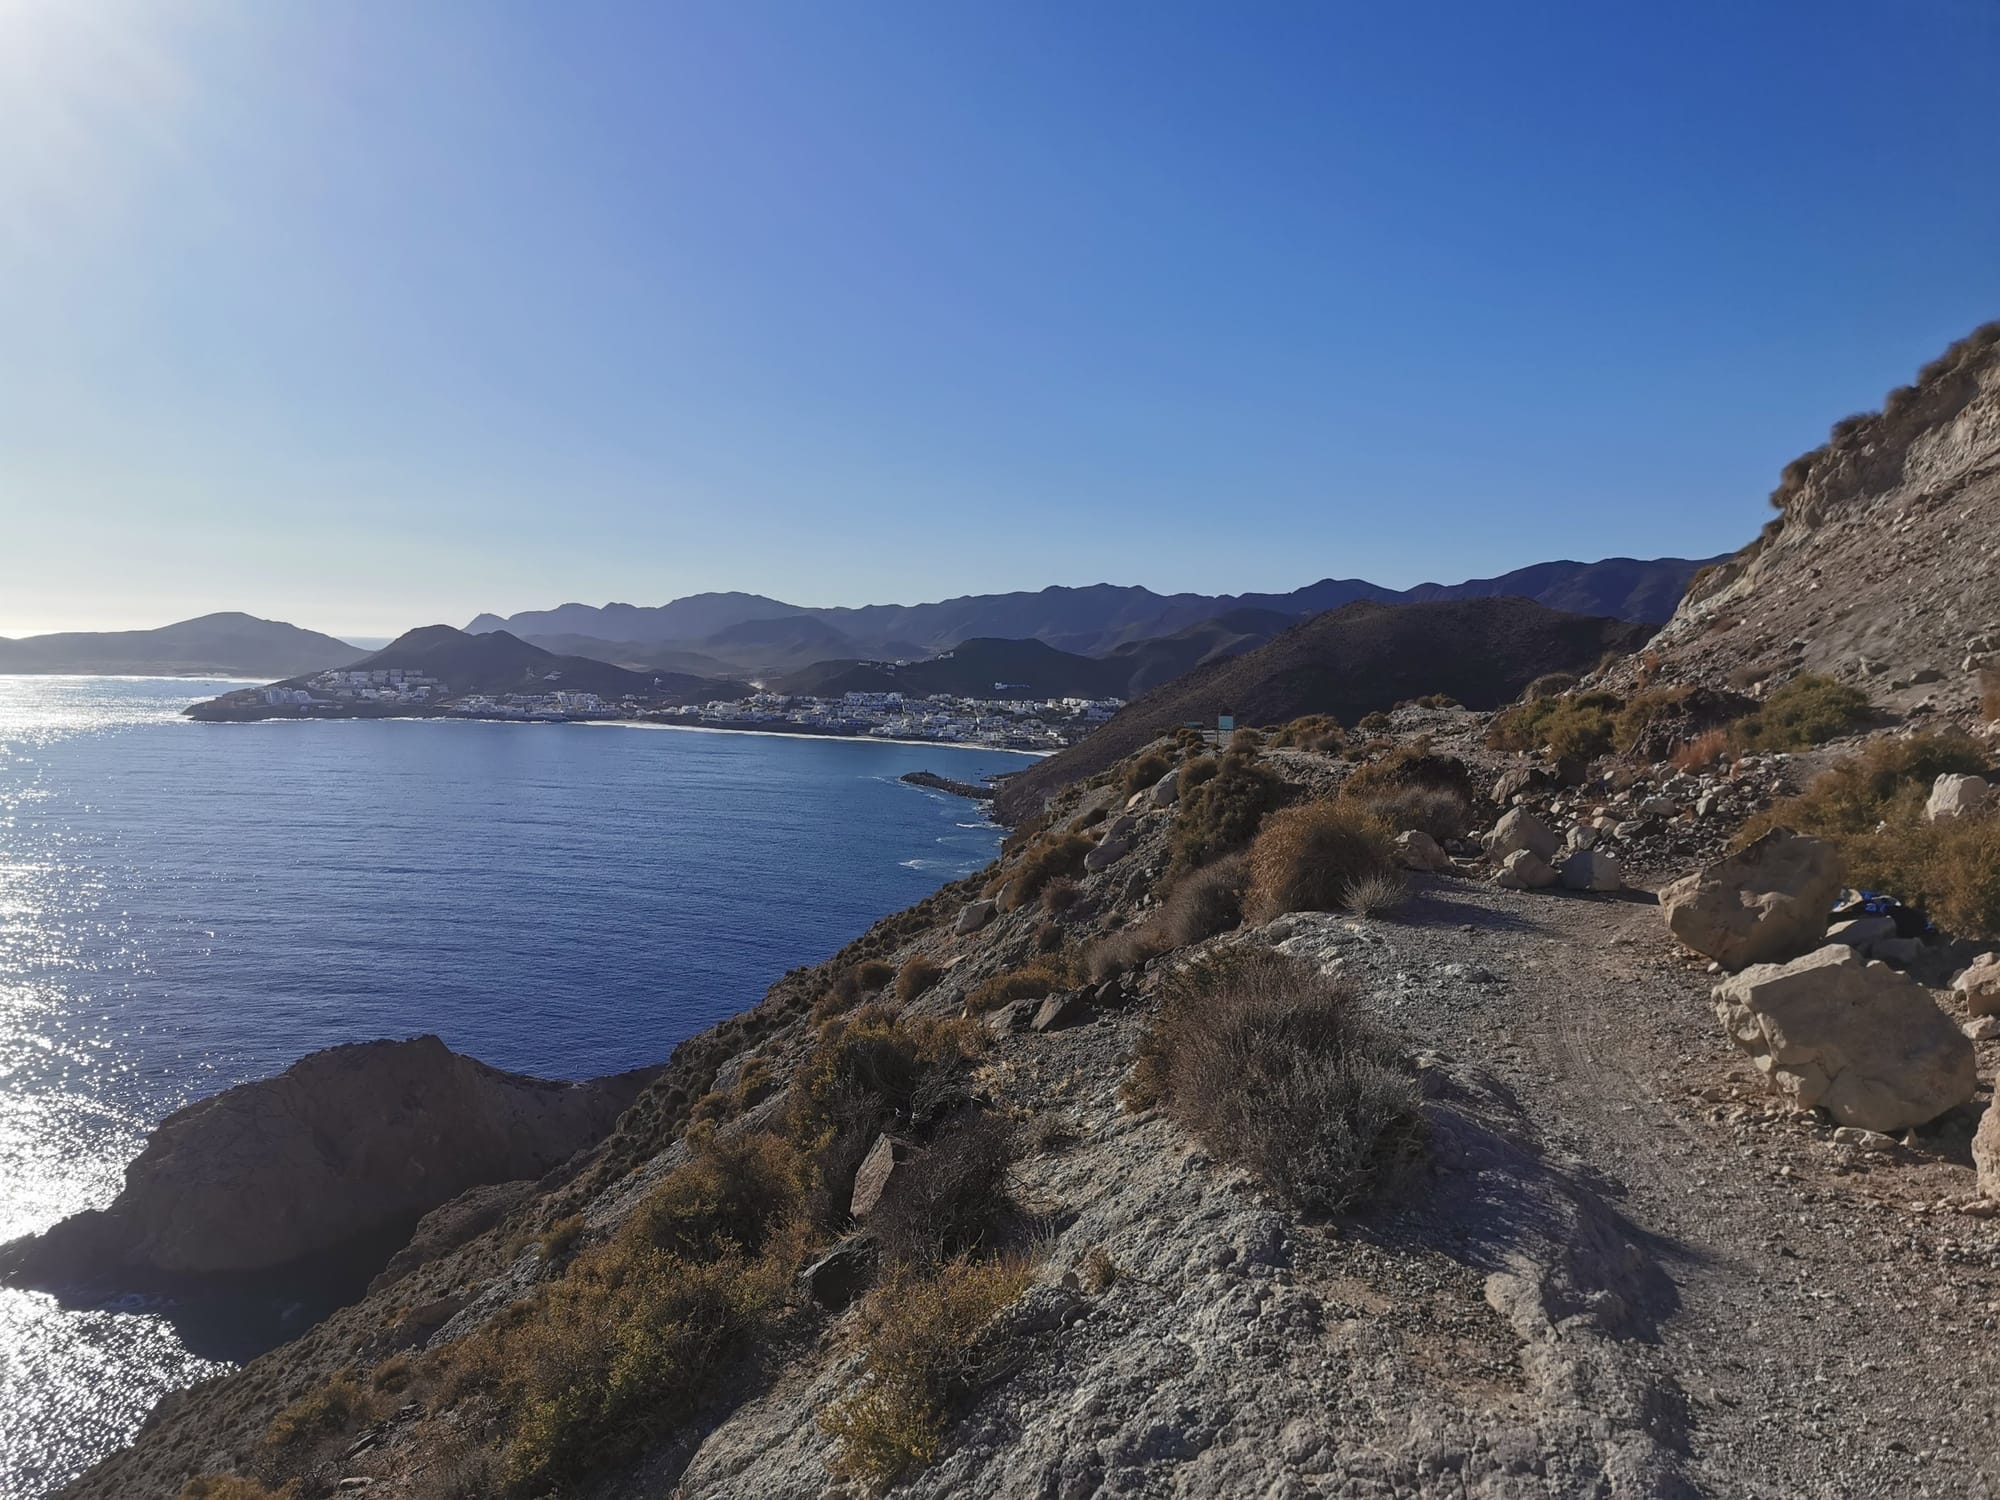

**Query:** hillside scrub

left=1178, top=754, right=1220, bottom=795
left=896, top=956, right=942, bottom=1003
left=1125, top=951, right=1424, bottom=1215
left=1122, top=751, right=1172, bottom=795
left=868, top=1112, right=1017, bottom=1269
left=1084, top=854, right=1250, bottom=981
left=1486, top=690, right=1622, bottom=761
left=1170, top=754, right=1284, bottom=872
left=1269, top=714, right=1344, bottom=752
left=964, top=966, right=1060, bottom=1014
left=1730, top=674, right=1871, bottom=752
left=996, top=833, right=1092, bottom=911
left=1245, top=800, right=1403, bottom=921
left=1342, top=784, right=1469, bottom=842
left=1341, top=742, right=1475, bottom=840
left=1738, top=731, right=2000, bottom=938
left=821, top=1254, right=1037, bottom=1486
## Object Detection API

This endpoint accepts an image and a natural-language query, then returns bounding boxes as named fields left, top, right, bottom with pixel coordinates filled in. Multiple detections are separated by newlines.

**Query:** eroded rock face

left=1712, top=945, right=1974, bottom=1131
left=1659, top=829, right=1841, bottom=969
left=1, top=1036, right=653, bottom=1280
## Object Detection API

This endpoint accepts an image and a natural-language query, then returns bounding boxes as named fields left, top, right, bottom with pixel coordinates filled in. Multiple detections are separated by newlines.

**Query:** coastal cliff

left=1, top=1036, right=656, bottom=1285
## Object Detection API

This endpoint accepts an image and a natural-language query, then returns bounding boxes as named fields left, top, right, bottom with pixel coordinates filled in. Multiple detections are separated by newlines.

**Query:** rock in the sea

left=1559, top=849, right=1625, bottom=892
left=1393, top=829, right=1452, bottom=872
left=1926, top=773, right=1991, bottom=823
left=1659, top=829, right=1841, bottom=969
left=1956, top=953, right=2000, bottom=1017
left=1487, top=807, right=1559, bottom=863
left=956, top=899, right=997, bottom=935
left=1711, top=945, right=1974, bottom=1131
left=0, top=1036, right=653, bottom=1281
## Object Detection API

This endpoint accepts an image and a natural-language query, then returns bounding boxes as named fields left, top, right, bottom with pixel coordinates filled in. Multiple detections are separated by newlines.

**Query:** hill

left=0, top=613, right=361, bottom=678
left=776, top=637, right=1130, bottom=700
left=472, top=555, right=1716, bottom=676
left=1628, top=321, right=2000, bottom=715
left=325, top=626, right=730, bottom=702
left=994, top=596, right=1652, bottom=821
left=1100, top=606, right=1295, bottom=695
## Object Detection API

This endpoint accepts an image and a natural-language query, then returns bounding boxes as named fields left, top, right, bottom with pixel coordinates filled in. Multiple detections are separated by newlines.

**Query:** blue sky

left=2, top=0, right=1995, bottom=639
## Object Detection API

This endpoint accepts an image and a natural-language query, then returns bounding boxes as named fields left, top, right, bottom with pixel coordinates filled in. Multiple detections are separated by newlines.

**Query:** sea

left=0, top=676, right=1031, bottom=1498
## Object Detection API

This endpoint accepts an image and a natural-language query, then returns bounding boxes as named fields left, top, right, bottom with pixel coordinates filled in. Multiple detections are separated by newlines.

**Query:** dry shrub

left=1357, top=710, right=1391, bottom=732
left=1080, top=1246, right=1120, bottom=1293
left=1670, top=729, right=1731, bottom=773
left=1179, top=754, right=1220, bottom=794
left=1122, top=751, right=1173, bottom=794
left=1342, top=739, right=1475, bottom=802
left=1738, top=730, right=1990, bottom=845
left=1269, top=714, right=1344, bottom=752
left=964, top=966, right=1059, bottom=1013
left=1522, top=672, right=1578, bottom=702
left=180, top=1481, right=301, bottom=1500
left=1040, top=876, right=1081, bottom=915
left=855, top=960, right=895, bottom=993
left=998, top=834, right=1092, bottom=911
left=1033, top=920, right=1065, bottom=954
left=1229, top=727, right=1263, bottom=754
left=539, top=1214, right=586, bottom=1263
left=1086, top=924, right=1169, bottom=983
left=1731, top=673, right=1870, bottom=752
left=1157, top=852, right=1250, bottom=946
left=1125, top=951, right=1424, bottom=1214
left=821, top=1255, right=1036, bottom=1486
left=1342, top=783, right=1469, bottom=842
left=1245, top=800, right=1400, bottom=920
left=1171, top=754, right=1283, bottom=872
left=869, top=1113, right=1017, bottom=1269
left=896, top=956, right=942, bottom=1003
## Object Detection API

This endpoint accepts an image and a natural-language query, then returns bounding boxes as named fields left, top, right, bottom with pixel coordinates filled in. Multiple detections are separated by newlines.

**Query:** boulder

left=1658, top=829, right=1842, bottom=969
left=1956, top=953, right=2000, bottom=1017
left=0, top=1037, right=654, bottom=1281
left=1149, top=770, right=1181, bottom=808
left=1393, top=830, right=1452, bottom=872
left=1927, top=773, right=1992, bottom=824
left=799, top=1235, right=879, bottom=1310
left=955, top=899, right=997, bottom=935
left=1487, top=807, right=1559, bottom=863
left=1711, top=945, right=1974, bottom=1131
left=1493, top=848, right=1558, bottom=890
left=1977, top=1097, right=2000, bottom=1199
left=1492, top=766, right=1553, bottom=805
left=1031, top=990, right=1089, bottom=1033
left=1559, top=849, right=1625, bottom=892
left=1565, top=824, right=1599, bottom=853
left=850, top=1134, right=917, bottom=1219
left=1825, top=915, right=1899, bottom=951
left=1084, top=836, right=1131, bottom=872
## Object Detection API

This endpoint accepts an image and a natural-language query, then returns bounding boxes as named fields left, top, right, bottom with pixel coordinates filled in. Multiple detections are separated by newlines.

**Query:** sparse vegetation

left=1081, top=1246, right=1120, bottom=1293
left=997, top=832, right=1093, bottom=911
left=539, top=1213, right=586, bottom=1262
left=821, top=1255, right=1036, bottom=1486
left=264, top=1373, right=371, bottom=1453
left=1730, top=673, right=1870, bottom=752
left=1670, top=728, right=1732, bottom=773
left=1245, top=800, right=1401, bottom=920
left=1125, top=951, right=1424, bottom=1214
left=855, top=959, right=895, bottom=993
left=1341, top=742, right=1474, bottom=840
left=1342, top=867, right=1410, bottom=918
left=869, top=1112, right=1017, bottom=1269
left=1269, top=714, right=1344, bottom=752
left=1357, top=710, right=1391, bottom=732
left=1228, top=727, right=1263, bottom=755
left=1178, top=754, right=1220, bottom=794
left=1738, top=730, right=2000, bottom=938
left=964, top=966, right=1060, bottom=1013
left=1522, top=672, right=1578, bottom=701
left=179, top=1481, right=301, bottom=1500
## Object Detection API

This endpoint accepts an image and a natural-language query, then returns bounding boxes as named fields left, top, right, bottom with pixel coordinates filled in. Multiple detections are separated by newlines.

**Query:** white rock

left=955, top=899, right=997, bottom=935
left=1659, top=829, right=1842, bottom=969
left=1487, top=807, right=1559, bottom=863
left=1493, top=848, right=1559, bottom=890
left=1393, top=830, right=1452, bottom=872
left=1926, top=773, right=1991, bottom=824
left=1955, top=953, right=2000, bottom=1017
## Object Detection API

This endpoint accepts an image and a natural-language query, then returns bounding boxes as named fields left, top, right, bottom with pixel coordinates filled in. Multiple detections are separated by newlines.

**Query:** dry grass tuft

left=896, top=956, right=942, bottom=1003
left=1245, top=800, right=1401, bottom=921
left=1125, top=951, right=1424, bottom=1214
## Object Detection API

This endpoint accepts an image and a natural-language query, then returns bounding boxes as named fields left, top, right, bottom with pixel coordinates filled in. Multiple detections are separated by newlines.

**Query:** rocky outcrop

left=0, top=1036, right=655, bottom=1282
left=1712, top=945, right=1975, bottom=1131
left=1957, top=953, right=2000, bottom=1017
left=1927, top=773, right=1991, bottom=823
left=1394, top=829, right=1453, bottom=872
left=1659, top=829, right=1841, bottom=969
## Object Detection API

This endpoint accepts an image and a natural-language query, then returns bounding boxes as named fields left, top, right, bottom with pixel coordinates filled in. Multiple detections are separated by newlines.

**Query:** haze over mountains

left=0, top=613, right=361, bottom=679
left=466, top=555, right=1717, bottom=680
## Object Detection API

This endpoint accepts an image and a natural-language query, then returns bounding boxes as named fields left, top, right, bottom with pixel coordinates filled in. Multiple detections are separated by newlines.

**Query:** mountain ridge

left=0, top=613, right=363, bottom=679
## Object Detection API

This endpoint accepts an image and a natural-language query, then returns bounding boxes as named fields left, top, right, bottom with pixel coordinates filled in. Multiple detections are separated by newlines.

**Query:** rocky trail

left=1294, top=877, right=2000, bottom=1498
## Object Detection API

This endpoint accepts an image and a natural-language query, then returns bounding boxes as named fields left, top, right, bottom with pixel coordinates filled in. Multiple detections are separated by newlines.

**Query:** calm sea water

left=0, top=676, right=1027, bottom=1497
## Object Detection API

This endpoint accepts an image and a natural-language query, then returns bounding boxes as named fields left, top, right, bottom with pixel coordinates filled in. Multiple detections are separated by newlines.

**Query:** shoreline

left=588, top=718, right=1052, bottom=758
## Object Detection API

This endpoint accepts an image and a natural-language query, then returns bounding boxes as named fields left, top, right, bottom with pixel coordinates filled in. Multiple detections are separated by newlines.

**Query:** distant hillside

left=325, top=626, right=735, bottom=703
left=471, top=554, right=1716, bottom=676
left=1100, top=607, right=1295, bottom=696
left=993, top=597, right=1654, bottom=822
left=776, top=638, right=1130, bottom=700
left=0, top=613, right=361, bottom=678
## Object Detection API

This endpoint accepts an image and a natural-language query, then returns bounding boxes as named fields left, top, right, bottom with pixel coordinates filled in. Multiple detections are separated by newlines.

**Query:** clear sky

left=2, top=0, right=1995, bottom=640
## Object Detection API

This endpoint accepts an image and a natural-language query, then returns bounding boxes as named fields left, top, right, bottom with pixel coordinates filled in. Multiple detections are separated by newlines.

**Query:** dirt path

left=1352, top=880, right=2000, bottom=1498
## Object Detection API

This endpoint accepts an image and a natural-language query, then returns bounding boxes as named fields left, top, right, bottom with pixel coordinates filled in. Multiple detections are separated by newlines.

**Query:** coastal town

left=216, top=666, right=1121, bottom=750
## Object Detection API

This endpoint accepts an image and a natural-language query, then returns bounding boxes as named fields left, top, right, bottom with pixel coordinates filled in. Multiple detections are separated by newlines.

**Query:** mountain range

left=0, top=613, right=362, bottom=679
left=465, top=554, right=1718, bottom=680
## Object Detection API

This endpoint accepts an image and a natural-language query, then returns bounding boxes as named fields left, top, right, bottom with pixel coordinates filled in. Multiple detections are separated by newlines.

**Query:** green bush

left=1486, top=690, right=1622, bottom=761
left=1731, top=674, right=1871, bottom=752
left=1171, top=755, right=1283, bottom=872
left=1125, top=951, right=1424, bottom=1213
